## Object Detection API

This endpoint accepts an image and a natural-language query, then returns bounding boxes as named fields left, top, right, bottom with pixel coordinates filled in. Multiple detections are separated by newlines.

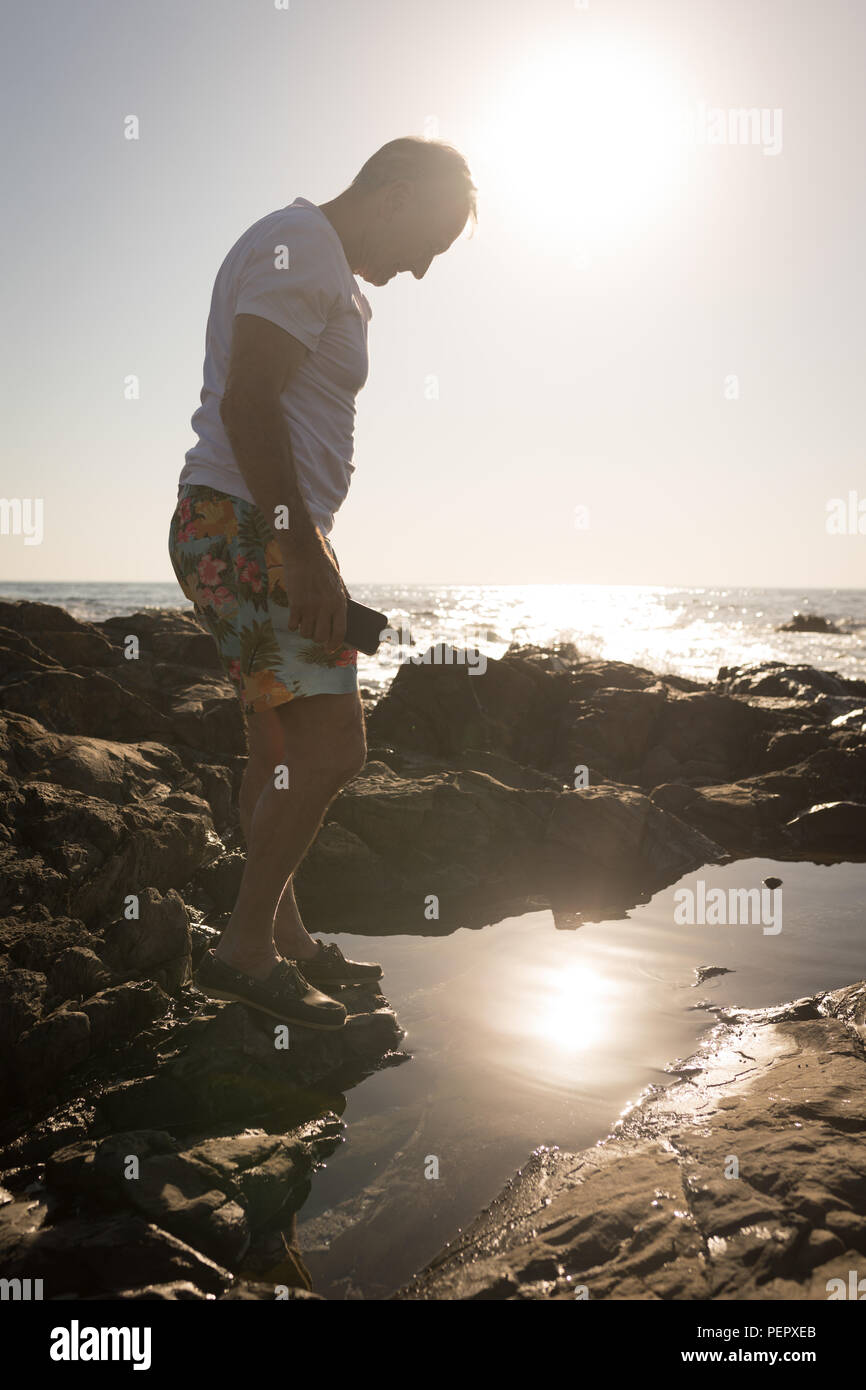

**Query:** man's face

left=358, top=181, right=470, bottom=286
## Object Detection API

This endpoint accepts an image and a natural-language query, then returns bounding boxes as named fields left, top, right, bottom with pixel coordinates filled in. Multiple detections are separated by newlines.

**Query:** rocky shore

left=0, top=598, right=864, bottom=1298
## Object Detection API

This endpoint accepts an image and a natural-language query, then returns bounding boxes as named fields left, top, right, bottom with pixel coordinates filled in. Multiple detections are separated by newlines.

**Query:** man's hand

left=280, top=535, right=348, bottom=651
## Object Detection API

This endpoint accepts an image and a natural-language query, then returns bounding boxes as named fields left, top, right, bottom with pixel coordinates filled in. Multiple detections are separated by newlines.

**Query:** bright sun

left=473, top=38, right=686, bottom=255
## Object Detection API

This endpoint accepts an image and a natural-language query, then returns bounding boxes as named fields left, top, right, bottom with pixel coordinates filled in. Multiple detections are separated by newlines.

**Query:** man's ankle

left=277, top=934, right=319, bottom=961
left=214, top=941, right=280, bottom=980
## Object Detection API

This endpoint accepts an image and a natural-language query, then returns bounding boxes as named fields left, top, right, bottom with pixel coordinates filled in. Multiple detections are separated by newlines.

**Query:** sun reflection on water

left=481, top=952, right=618, bottom=1093
left=528, top=962, right=612, bottom=1053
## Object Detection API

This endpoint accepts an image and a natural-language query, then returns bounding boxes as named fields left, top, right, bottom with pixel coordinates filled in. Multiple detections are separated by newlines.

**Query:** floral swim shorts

left=167, top=483, right=358, bottom=713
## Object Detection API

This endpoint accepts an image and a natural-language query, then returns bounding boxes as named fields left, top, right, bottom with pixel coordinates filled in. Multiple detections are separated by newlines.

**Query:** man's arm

left=219, top=312, right=347, bottom=651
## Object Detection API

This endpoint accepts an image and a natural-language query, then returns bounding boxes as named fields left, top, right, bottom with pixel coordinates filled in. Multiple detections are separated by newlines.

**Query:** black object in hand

left=344, top=599, right=390, bottom=655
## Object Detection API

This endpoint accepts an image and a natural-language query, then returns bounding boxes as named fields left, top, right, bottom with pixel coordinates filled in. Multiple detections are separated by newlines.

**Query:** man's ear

left=383, top=179, right=413, bottom=219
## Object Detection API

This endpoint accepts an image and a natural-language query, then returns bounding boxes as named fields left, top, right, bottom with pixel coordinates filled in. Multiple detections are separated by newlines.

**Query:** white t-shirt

left=179, top=197, right=371, bottom=536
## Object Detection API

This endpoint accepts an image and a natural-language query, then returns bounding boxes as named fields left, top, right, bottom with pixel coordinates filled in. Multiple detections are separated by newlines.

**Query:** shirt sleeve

left=234, top=216, right=341, bottom=352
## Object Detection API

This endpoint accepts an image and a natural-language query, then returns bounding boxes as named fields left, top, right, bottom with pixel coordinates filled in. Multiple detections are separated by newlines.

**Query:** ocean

left=3, top=581, right=865, bottom=696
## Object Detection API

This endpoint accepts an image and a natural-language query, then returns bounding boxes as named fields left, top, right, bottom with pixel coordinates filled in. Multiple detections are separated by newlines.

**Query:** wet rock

left=694, top=965, right=733, bottom=985
left=99, top=608, right=222, bottom=671
left=0, top=600, right=91, bottom=635
left=564, top=687, right=779, bottom=788
left=221, top=1282, right=324, bottom=1300
left=191, top=849, right=248, bottom=913
left=397, top=982, right=866, bottom=1300
left=0, top=666, right=171, bottom=742
left=676, top=746, right=866, bottom=856
left=543, top=786, right=722, bottom=902
left=27, top=1117, right=340, bottom=1287
left=786, top=801, right=866, bottom=856
left=757, top=726, right=830, bottom=772
left=312, top=763, right=722, bottom=916
left=169, top=681, right=246, bottom=757
left=81, top=980, right=168, bottom=1052
left=48, top=946, right=110, bottom=1005
left=98, top=990, right=401, bottom=1132
left=184, top=1132, right=314, bottom=1231
left=0, top=1198, right=231, bottom=1298
left=0, top=713, right=191, bottom=807
left=831, top=707, right=866, bottom=734
left=0, top=908, right=101, bottom=974
left=101, top=887, right=192, bottom=994
left=295, top=822, right=389, bottom=908
left=3, top=772, right=215, bottom=923
left=13, top=1008, right=92, bottom=1095
left=778, top=611, right=842, bottom=633
left=716, top=660, right=866, bottom=703
left=0, top=1098, right=101, bottom=1167
left=48, top=1130, right=250, bottom=1267
left=106, top=1280, right=210, bottom=1299
left=0, top=965, right=47, bottom=1047
left=367, top=649, right=552, bottom=762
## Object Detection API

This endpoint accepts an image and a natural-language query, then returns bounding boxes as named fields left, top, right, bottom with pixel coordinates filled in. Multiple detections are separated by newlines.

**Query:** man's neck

left=317, top=189, right=368, bottom=275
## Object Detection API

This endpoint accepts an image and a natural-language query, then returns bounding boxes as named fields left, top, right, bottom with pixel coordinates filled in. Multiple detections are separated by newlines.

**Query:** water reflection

left=297, top=857, right=866, bottom=1298
left=493, top=960, right=611, bottom=1055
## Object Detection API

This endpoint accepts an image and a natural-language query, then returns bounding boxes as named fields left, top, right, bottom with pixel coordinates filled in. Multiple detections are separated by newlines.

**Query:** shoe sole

left=197, top=981, right=347, bottom=1030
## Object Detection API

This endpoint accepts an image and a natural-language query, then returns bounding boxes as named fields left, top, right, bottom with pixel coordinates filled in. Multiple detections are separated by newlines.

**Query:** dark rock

left=694, top=965, right=733, bottom=985
left=99, top=608, right=222, bottom=670
left=169, top=681, right=246, bottom=756
left=757, top=726, right=830, bottom=772
left=191, top=850, right=247, bottom=913
left=99, top=993, right=402, bottom=1131
left=29, top=629, right=121, bottom=668
left=101, top=887, right=192, bottom=994
left=106, top=1280, right=210, bottom=1299
left=367, top=649, right=549, bottom=762
left=778, top=611, right=842, bottom=633
left=679, top=746, right=866, bottom=856
left=4, top=775, right=215, bottom=923
left=542, top=786, right=722, bottom=904
left=81, top=980, right=169, bottom=1052
left=786, top=801, right=866, bottom=856
left=13, top=1008, right=91, bottom=1095
left=48, top=947, right=110, bottom=1007
left=0, top=600, right=88, bottom=634
left=48, top=1130, right=250, bottom=1268
left=184, top=1132, right=312, bottom=1231
left=296, top=822, right=390, bottom=907
left=0, top=910, right=101, bottom=974
left=716, top=661, right=866, bottom=702
left=649, top=782, right=700, bottom=815
left=0, top=966, right=47, bottom=1047
left=0, top=1199, right=231, bottom=1298
left=0, top=668, right=171, bottom=741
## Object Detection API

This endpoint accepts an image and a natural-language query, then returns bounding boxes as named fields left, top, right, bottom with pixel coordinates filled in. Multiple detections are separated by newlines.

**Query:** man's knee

left=277, top=694, right=366, bottom=783
left=327, top=706, right=367, bottom=782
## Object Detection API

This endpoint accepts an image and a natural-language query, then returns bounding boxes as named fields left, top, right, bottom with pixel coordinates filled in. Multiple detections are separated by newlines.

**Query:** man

left=168, top=137, right=476, bottom=1029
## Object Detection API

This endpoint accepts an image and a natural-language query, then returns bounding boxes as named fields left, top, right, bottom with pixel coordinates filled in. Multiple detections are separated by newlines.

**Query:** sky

left=2, top=0, right=865, bottom=587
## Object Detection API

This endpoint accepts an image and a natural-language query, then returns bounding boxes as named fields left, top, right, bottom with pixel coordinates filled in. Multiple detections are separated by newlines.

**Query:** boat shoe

left=196, top=950, right=347, bottom=1029
left=296, top=939, right=383, bottom=989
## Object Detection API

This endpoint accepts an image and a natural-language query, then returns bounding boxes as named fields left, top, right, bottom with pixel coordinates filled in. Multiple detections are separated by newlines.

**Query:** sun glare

left=474, top=38, right=686, bottom=254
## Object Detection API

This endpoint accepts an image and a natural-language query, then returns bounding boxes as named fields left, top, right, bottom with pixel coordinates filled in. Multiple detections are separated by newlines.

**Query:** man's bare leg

left=215, top=692, right=366, bottom=979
